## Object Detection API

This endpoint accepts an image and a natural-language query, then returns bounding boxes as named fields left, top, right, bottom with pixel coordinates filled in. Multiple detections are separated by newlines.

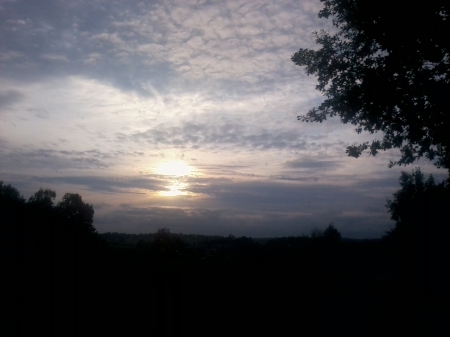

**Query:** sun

left=159, top=182, right=188, bottom=197
left=155, top=160, right=192, bottom=177
left=154, top=160, right=193, bottom=197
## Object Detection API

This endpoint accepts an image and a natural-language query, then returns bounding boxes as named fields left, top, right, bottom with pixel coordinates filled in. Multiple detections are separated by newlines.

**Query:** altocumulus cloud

left=128, top=119, right=308, bottom=151
left=2, top=0, right=445, bottom=239
left=0, top=0, right=327, bottom=94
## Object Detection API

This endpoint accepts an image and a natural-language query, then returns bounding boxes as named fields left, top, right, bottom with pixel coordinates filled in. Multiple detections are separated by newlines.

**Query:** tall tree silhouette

left=52, top=192, right=97, bottom=260
left=385, top=168, right=450, bottom=322
left=292, top=1, right=450, bottom=170
left=385, top=168, right=449, bottom=242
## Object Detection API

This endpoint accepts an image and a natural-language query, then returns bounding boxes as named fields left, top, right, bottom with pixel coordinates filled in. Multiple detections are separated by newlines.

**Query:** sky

left=1, top=0, right=446, bottom=238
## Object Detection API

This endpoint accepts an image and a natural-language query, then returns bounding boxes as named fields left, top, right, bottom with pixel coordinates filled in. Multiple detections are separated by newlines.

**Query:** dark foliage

left=1, top=182, right=102, bottom=336
left=292, top=1, right=450, bottom=170
left=385, top=168, right=450, bottom=241
left=323, top=222, right=342, bottom=241
left=28, top=188, right=56, bottom=208
left=384, top=169, right=450, bottom=304
left=0, top=181, right=25, bottom=205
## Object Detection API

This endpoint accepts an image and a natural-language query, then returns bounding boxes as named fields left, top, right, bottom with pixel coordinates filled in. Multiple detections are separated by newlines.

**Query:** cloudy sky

left=1, top=0, right=446, bottom=238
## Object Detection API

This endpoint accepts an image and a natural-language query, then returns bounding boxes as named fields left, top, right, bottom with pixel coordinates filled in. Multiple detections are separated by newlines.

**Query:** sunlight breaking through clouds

left=154, top=160, right=194, bottom=197
left=159, top=181, right=189, bottom=197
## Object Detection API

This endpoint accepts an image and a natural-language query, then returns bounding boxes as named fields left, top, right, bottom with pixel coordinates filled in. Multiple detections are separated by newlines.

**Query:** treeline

left=99, top=223, right=342, bottom=248
left=2, top=183, right=100, bottom=252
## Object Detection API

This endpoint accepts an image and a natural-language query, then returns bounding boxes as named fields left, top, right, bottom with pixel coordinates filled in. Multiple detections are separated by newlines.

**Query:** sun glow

left=154, top=160, right=193, bottom=197
left=159, top=181, right=188, bottom=197
left=155, top=160, right=192, bottom=177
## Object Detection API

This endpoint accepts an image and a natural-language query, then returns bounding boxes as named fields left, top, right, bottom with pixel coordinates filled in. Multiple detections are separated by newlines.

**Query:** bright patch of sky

left=0, top=0, right=446, bottom=238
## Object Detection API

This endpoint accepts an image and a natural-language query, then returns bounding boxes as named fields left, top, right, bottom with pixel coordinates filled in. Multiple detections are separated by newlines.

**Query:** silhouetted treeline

left=3, top=174, right=449, bottom=336
left=2, top=182, right=104, bottom=337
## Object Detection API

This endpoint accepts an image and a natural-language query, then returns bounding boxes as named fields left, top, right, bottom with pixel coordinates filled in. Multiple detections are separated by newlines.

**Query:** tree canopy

left=57, top=192, right=96, bottom=236
left=0, top=181, right=25, bottom=206
left=292, top=1, right=449, bottom=170
left=385, top=168, right=449, bottom=242
left=28, top=188, right=56, bottom=208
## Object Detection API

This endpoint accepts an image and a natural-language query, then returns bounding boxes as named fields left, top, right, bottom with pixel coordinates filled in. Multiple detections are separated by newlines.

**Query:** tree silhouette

left=1, top=181, right=25, bottom=234
left=56, top=193, right=95, bottom=235
left=385, top=168, right=449, bottom=242
left=292, top=1, right=450, bottom=170
left=28, top=188, right=56, bottom=208
left=0, top=181, right=25, bottom=206
left=384, top=168, right=450, bottom=309
left=25, top=189, right=58, bottom=253
left=1, top=181, right=26, bottom=258
left=323, top=223, right=341, bottom=241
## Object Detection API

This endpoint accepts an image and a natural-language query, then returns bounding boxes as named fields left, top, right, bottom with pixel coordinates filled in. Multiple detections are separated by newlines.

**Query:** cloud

left=284, top=157, right=341, bottom=169
left=269, top=175, right=319, bottom=182
left=0, top=51, right=25, bottom=62
left=0, top=147, right=113, bottom=171
left=35, top=175, right=165, bottom=194
left=83, top=53, right=102, bottom=65
left=127, top=119, right=308, bottom=151
left=41, top=54, right=68, bottom=62
left=186, top=178, right=366, bottom=210
left=0, top=90, right=24, bottom=109
left=0, top=0, right=328, bottom=95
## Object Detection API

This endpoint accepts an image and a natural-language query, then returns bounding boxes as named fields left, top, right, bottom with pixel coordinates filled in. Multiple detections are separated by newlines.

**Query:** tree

left=1, top=181, right=26, bottom=257
left=385, top=168, right=449, bottom=241
left=292, top=1, right=450, bottom=170
left=26, top=189, right=57, bottom=248
left=323, top=223, right=341, bottom=241
left=384, top=168, right=450, bottom=302
left=0, top=181, right=25, bottom=207
left=28, top=188, right=56, bottom=209
left=56, top=193, right=95, bottom=236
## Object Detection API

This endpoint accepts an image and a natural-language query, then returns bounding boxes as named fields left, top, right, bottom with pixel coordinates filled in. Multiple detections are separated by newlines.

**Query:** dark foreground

left=9, top=231, right=448, bottom=336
